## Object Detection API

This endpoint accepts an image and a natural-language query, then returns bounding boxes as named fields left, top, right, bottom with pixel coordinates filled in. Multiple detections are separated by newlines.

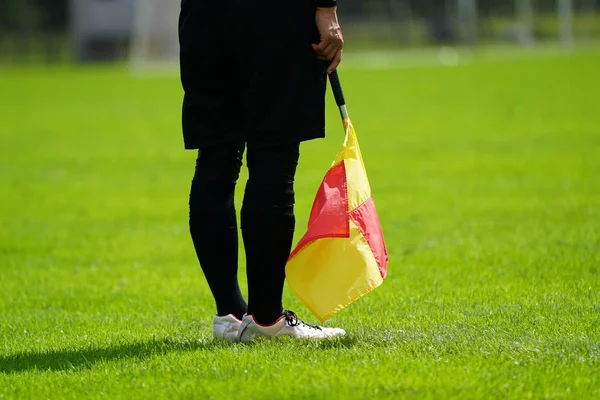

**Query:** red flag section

left=350, top=197, right=388, bottom=279
left=289, top=162, right=350, bottom=259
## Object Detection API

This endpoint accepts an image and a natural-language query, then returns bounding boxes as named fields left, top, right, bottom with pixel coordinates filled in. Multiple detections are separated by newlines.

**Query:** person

left=179, top=0, right=346, bottom=343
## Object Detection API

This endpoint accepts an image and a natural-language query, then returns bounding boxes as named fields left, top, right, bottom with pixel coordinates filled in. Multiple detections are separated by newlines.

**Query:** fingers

left=312, top=42, right=328, bottom=61
left=327, top=49, right=342, bottom=74
left=313, top=38, right=342, bottom=61
left=312, top=41, right=334, bottom=59
left=319, top=41, right=337, bottom=60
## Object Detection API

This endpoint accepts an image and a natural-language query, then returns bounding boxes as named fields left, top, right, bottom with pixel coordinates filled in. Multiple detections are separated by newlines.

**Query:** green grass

left=1, top=47, right=599, bottom=399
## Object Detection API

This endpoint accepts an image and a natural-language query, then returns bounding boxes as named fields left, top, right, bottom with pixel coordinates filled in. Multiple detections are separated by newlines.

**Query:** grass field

left=1, top=47, right=599, bottom=399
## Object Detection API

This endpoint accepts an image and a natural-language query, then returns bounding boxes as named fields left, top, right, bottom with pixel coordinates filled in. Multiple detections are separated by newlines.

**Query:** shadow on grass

left=0, top=336, right=225, bottom=374
left=1, top=335, right=359, bottom=374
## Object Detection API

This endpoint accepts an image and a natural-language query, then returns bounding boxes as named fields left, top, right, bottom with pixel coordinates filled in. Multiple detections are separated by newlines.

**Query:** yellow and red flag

left=286, top=79, right=388, bottom=322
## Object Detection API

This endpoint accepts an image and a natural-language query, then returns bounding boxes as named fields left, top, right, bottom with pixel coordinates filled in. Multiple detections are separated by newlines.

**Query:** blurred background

left=1, top=3, right=599, bottom=396
left=0, top=0, right=598, bottom=65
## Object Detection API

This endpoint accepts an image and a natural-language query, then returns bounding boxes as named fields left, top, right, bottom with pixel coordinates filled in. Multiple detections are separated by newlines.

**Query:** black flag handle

left=328, top=70, right=349, bottom=120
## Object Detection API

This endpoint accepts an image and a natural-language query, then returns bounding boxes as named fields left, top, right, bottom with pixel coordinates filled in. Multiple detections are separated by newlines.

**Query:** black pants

left=189, top=142, right=300, bottom=324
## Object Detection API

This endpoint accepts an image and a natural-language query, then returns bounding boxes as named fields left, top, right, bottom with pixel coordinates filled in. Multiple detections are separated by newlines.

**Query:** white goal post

left=451, top=0, right=576, bottom=47
left=129, top=0, right=181, bottom=72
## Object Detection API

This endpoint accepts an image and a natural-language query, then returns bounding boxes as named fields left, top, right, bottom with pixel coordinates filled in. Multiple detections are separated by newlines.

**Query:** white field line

left=341, top=45, right=582, bottom=70
left=130, top=43, right=599, bottom=77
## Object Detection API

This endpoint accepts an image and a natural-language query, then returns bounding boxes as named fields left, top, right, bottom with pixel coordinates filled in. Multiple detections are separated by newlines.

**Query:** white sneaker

left=238, top=310, right=346, bottom=343
left=213, top=314, right=242, bottom=342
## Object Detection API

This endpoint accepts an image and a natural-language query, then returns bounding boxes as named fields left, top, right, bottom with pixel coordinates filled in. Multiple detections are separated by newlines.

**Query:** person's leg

left=241, top=143, right=300, bottom=325
left=189, top=142, right=247, bottom=320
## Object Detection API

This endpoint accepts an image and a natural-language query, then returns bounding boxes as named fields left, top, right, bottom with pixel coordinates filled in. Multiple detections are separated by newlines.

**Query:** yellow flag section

left=286, top=119, right=388, bottom=322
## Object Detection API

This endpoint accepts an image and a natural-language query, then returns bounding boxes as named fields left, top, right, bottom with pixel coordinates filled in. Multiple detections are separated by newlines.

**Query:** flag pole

left=328, top=70, right=349, bottom=121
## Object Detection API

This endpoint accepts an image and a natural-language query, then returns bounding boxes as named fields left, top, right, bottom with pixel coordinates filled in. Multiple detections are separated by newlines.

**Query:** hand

left=312, top=7, right=344, bottom=74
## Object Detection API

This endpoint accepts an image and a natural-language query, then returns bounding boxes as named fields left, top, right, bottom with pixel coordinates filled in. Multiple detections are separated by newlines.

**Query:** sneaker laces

left=283, top=310, right=322, bottom=331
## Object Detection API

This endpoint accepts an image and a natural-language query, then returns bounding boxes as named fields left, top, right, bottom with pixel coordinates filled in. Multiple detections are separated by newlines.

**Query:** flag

left=286, top=118, right=388, bottom=322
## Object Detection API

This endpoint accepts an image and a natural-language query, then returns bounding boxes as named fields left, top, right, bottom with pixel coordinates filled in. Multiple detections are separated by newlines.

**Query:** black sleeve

left=316, top=0, right=337, bottom=7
